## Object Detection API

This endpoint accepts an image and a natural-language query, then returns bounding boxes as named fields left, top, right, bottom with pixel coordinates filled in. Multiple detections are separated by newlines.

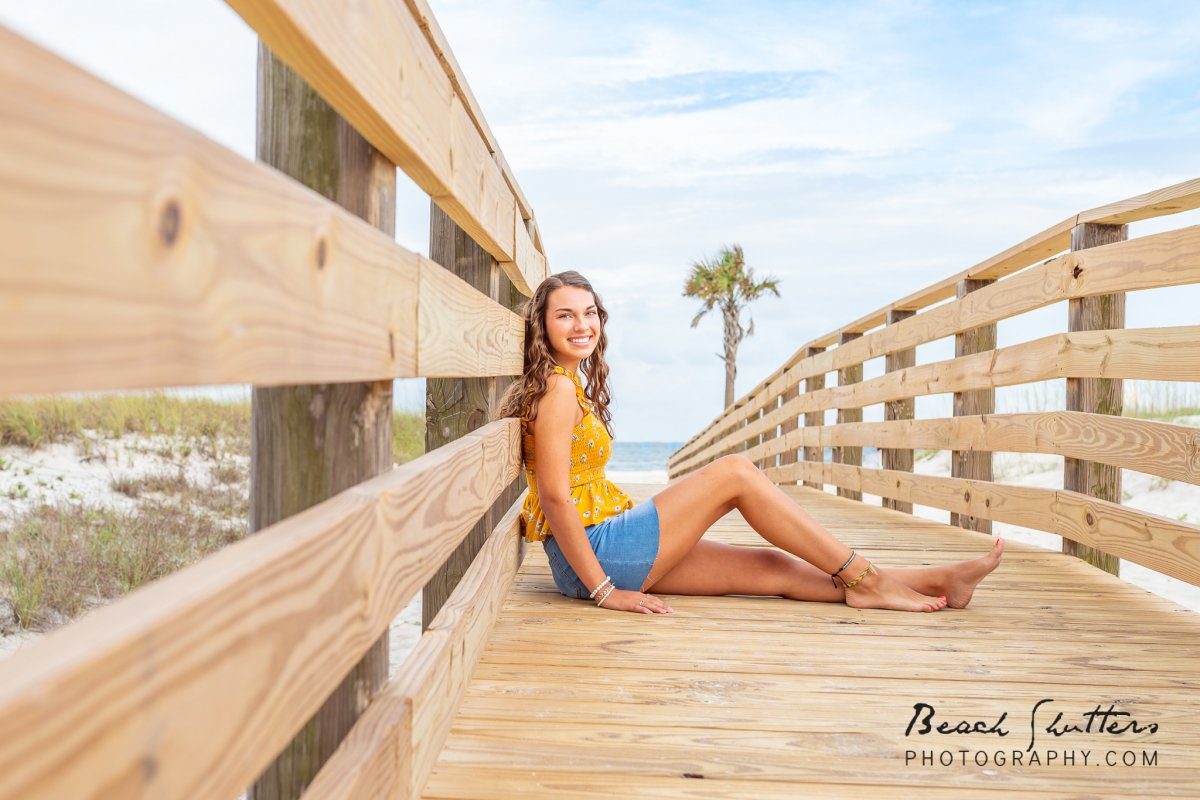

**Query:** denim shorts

left=542, top=499, right=661, bottom=599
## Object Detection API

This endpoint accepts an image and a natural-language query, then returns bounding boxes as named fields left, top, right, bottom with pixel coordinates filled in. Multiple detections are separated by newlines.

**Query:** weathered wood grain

left=306, top=495, right=525, bottom=799
left=673, top=326, right=1200, bottom=474
left=1063, top=222, right=1128, bottom=574
left=249, top=43, right=397, bottom=797
left=424, top=768, right=1089, bottom=800
left=0, top=29, right=530, bottom=398
left=423, top=203, right=524, bottom=625
left=739, top=412, right=1200, bottom=487
left=1079, top=177, right=1200, bottom=226
left=511, top=214, right=548, bottom=290
left=882, top=308, right=915, bottom=512
left=800, top=346, right=826, bottom=489
left=0, top=421, right=520, bottom=800
left=951, top=278, right=996, bottom=533
left=835, top=332, right=863, bottom=501
left=223, top=0, right=546, bottom=293
left=417, top=260, right=524, bottom=377
left=399, top=0, right=533, bottom=221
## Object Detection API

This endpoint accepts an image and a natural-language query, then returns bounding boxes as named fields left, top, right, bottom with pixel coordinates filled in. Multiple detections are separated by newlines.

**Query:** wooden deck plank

left=423, top=484, right=1200, bottom=798
left=424, top=767, right=1087, bottom=799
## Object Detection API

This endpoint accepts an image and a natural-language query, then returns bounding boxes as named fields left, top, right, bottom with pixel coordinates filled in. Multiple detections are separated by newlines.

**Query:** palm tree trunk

left=723, top=304, right=740, bottom=408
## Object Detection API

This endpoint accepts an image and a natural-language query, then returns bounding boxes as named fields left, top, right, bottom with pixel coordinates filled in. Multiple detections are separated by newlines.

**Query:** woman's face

left=544, top=285, right=600, bottom=367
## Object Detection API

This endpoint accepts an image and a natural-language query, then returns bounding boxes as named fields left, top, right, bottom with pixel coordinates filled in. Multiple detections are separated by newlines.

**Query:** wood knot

left=158, top=199, right=181, bottom=247
left=682, top=772, right=705, bottom=779
left=985, top=498, right=991, bottom=508
left=1086, top=512, right=1096, bottom=526
left=1072, top=264, right=1083, bottom=279
left=316, top=238, right=327, bottom=270
left=963, top=491, right=971, bottom=502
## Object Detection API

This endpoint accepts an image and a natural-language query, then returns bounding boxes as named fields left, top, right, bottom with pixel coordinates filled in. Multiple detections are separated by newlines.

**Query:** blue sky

left=5, top=1, right=1200, bottom=440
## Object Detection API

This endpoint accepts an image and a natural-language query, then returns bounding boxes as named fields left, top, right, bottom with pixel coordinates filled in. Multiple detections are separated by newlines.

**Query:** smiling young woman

left=498, top=271, right=1004, bottom=615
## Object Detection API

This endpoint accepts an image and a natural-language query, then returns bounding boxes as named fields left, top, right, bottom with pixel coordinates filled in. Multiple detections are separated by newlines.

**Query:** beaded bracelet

left=595, top=584, right=617, bottom=607
left=588, top=575, right=613, bottom=600
left=830, top=550, right=857, bottom=587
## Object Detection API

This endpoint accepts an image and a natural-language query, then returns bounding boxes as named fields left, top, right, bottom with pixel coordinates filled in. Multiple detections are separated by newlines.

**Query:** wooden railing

left=0, top=2, right=542, bottom=798
left=670, top=179, right=1200, bottom=589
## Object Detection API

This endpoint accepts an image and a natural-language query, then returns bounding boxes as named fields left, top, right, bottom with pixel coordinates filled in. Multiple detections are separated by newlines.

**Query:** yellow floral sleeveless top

left=521, top=366, right=632, bottom=542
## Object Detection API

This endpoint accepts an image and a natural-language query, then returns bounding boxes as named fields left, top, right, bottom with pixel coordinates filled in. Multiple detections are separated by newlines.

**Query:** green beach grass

left=1, top=393, right=424, bottom=632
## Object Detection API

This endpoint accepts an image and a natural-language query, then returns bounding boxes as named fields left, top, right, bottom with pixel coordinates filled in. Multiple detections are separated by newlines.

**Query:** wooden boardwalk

left=423, top=484, right=1200, bottom=798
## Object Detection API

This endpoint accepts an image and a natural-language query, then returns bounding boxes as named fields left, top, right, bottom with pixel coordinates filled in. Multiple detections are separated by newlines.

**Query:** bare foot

left=842, top=557, right=947, bottom=613
left=942, top=538, right=1005, bottom=609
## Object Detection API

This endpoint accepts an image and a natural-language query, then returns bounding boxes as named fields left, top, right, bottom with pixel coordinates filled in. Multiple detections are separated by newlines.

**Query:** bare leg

left=647, top=532, right=1004, bottom=610
left=645, top=455, right=947, bottom=612
left=646, top=539, right=846, bottom=601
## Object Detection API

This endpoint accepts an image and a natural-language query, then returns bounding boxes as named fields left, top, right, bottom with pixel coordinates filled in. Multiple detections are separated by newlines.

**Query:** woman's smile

left=547, top=285, right=601, bottom=366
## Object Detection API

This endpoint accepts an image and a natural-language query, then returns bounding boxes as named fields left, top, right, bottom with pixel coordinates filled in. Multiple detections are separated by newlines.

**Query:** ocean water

left=608, top=444, right=887, bottom=484
left=607, top=441, right=681, bottom=483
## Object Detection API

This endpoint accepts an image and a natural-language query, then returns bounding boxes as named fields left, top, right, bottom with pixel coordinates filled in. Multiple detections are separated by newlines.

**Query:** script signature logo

left=905, top=699, right=1159, bottom=751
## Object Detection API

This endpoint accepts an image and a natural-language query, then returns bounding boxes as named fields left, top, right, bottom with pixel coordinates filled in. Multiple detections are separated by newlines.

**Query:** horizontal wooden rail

left=673, top=326, right=1200, bottom=474
left=674, top=181, right=1200, bottom=460
left=401, top=0, right=533, bottom=221
left=305, top=492, right=526, bottom=799
left=225, top=0, right=548, bottom=294
left=764, top=461, right=1200, bottom=588
left=0, top=30, right=522, bottom=399
left=741, top=412, right=1200, bottom=487
left=673, top=225, right=1200, bottom=467
left=829, top=173, right=1200, bottom=341
left=0, top=419, right=520, bottom=800
left=418, top=264, right=524, bottom=377
left=684, top=175, right=1200, bottom=446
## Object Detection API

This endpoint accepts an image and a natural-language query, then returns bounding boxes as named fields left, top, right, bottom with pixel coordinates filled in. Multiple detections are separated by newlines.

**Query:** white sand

left=0, top=432, right=426, bottom=666
left=608, top=469, right=669, bottom=484
left=0, top=432, right=247, bottom=524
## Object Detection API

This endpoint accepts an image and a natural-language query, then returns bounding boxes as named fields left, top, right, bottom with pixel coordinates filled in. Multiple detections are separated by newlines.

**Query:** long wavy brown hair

left=497, top=271, right=614, bottom=436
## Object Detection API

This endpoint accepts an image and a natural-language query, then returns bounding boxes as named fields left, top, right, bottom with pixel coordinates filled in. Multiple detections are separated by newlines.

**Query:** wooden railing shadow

left=0, top=2, right=542, bottom=797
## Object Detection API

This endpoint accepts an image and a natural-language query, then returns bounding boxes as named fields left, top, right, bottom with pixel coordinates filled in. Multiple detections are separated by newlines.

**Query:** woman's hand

left=599, top=588, right=674, bottom=614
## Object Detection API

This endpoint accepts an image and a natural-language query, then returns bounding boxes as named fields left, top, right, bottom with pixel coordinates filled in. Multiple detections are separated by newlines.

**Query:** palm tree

left=684, top=244, right=781, bottom=409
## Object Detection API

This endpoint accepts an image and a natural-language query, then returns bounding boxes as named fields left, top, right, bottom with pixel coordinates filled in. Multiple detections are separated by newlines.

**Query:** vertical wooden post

left=801, top=346, right=826, bottom=490
left=756, top=395, right=779, bottom=470
left=882, top=308, right=915, bottom=513
left=249, top=45, right=394, bottom=800
left=950, top=278, right=996, bottom=533
left=778, top=380, right=800, bottom=481
left=423, top=203, right=523, bottom=628
left=1063, top=222, right=1127, bottom=575
left=834, top=332, right=863, bottom=500
left=740, top=403, right=757, bottom=458
left=749, top=402, right=761, bottom=465
left=755, top=403, right=765, bottom=462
